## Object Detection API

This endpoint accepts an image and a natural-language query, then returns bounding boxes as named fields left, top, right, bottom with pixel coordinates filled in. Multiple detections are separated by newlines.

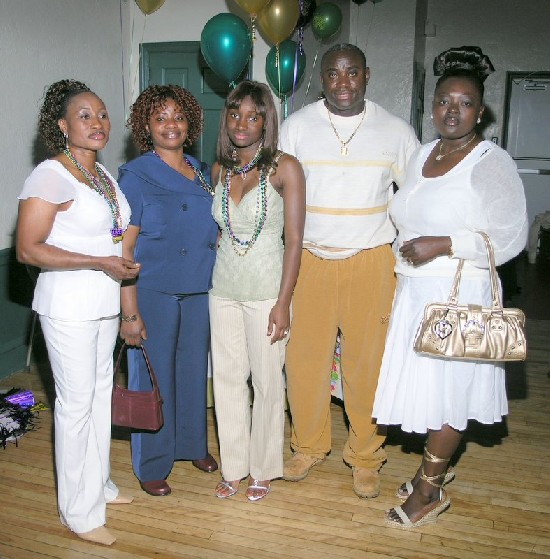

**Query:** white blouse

left=19, top=160, right=131, bottom=320
left=391, top=140, right=528, bottom=278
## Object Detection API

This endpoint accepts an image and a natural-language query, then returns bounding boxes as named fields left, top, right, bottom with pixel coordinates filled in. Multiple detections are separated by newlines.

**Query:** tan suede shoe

left=283, top=452, right=326, bottom=481
left=352, top=466, right=380, bottom=498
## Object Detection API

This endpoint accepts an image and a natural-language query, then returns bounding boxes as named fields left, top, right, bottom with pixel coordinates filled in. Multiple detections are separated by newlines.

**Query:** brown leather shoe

left=192, top=454, right=218, bottom=473
left=352, top=467, right=380, bottom=498
left=139, top=479, right=171, bottom=496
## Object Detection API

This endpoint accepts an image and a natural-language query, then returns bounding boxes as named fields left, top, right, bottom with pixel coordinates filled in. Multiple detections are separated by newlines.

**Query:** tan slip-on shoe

left=107, top=493, right=134, bottom=504
left=352, top=466, right=381, bottom=498
left=283, top=452, right=326, bottom=481
left=75, top=526, right=116, bottom=546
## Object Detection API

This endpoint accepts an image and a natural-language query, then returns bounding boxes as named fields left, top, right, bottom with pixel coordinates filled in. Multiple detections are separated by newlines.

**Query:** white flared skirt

left=372, top=274, right=508, bottom=434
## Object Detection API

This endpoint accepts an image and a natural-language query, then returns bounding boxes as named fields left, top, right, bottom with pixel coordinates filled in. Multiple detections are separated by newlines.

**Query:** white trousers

left=210, top=295, right=286, bottom=481
left=40, top=315, right=120, bottom=533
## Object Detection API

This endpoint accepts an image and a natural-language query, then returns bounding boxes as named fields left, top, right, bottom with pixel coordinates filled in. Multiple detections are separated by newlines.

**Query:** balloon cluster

left=199, top=0, right=343, bottom=112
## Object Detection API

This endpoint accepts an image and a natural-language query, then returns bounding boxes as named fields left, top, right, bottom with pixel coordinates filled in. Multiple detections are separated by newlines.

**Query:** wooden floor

left=1, top=254, right=549, bottom=559
left=0, top=317, right=549, bottom=559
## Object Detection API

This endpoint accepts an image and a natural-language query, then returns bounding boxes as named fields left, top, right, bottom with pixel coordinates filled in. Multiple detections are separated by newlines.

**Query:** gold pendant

left=341, top=144, right=348, bottom=156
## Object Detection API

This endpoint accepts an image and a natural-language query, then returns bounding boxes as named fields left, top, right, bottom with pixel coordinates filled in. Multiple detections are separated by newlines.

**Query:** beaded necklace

left=63, top=149, right=124, bottom=243
left=232, top=141, right=263, bottom=179
left=221, top=146, right=268, bottom=257
left=152, top=150, right=214, bottom=196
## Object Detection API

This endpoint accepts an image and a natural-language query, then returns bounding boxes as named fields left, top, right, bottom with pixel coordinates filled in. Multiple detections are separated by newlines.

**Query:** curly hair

left=38, top=79, right=91, bottom=154
left=217, top=80, right=279, bottom=172
left=127, top=85, right=203, bottom=153
left=434, top=46, right=495, bottom=100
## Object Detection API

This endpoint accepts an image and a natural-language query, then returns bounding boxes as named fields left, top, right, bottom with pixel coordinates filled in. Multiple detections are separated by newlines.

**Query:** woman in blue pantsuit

left=119, top=85, right=218, bottom=496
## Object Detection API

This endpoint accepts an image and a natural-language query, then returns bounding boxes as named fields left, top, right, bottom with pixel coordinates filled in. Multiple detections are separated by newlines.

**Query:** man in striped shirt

left=279, top=43, right=419, bottom=498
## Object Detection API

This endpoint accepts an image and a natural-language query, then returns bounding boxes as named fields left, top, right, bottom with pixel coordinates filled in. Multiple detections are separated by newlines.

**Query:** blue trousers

left=129, top=288, right=210, bottom=482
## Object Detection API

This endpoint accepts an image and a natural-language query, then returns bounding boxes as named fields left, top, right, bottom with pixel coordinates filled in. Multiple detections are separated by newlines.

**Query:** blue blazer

left=118, top=152, right=218, bottom=295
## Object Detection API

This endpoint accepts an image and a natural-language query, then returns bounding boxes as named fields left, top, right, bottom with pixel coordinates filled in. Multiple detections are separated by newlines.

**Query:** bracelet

left=121, top=314, right=138, bottom=322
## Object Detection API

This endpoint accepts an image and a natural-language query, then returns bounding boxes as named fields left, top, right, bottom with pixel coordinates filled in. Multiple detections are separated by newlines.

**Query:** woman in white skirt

left=372, top=46, right=528, bottom=529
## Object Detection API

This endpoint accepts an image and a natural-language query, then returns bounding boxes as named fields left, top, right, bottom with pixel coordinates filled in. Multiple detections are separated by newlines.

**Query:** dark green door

left=141, top=42, right=232, bottom=166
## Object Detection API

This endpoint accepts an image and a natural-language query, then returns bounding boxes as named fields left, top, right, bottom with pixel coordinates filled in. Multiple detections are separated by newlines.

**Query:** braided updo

left=433, top=46, right=495, bottom=99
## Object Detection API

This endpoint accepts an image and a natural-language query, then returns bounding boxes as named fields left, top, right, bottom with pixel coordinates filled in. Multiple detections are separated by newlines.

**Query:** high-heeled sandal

left=386, top=449, right=451, bottom=529
left=215, top=479, right=240, bottom=499
left=386, top=488, right=451, bottom=529
left=245, top=479, right=271, bottom=502
left=396, top=447, right=455, bottom=499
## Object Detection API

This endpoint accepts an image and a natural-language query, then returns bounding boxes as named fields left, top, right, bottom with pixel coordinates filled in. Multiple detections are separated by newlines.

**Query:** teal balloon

left=312, top=2, right=342, bottom=41
left=200, top=14, right=252, bottom=84
left=266, top=40, right=306, bottom=97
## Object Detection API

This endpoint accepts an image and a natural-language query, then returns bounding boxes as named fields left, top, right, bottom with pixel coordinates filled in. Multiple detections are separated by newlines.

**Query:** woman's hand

left=120, top=314, right=147, bottom=346
left=99, top=256, right=141, bottom=281
left=400, top=236, right=452, bottom=266
left=267, top=301, right=291, bottom=345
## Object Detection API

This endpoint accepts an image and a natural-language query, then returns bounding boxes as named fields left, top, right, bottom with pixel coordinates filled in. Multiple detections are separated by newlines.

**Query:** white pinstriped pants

left=40, top=315, right=120, bottom=533
left=209, top=295, right=286, bottom=481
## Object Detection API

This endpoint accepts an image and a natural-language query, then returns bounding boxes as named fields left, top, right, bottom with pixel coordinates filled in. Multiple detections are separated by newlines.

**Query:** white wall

left=0, top=0, right=125, bottom=250
left=351, top=0, right=418, bottom=122
left=422, top=0, right=550, bottom=143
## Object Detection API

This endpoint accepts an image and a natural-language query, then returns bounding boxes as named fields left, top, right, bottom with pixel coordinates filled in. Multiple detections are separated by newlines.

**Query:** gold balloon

left=235, top=0, right=271, bottom=15
left=257, top=0, right=300, bottom=45
left=135, top=0, right=165, bottom=15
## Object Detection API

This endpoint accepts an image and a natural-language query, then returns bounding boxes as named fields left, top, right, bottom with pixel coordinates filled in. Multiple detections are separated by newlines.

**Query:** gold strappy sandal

left=396, top=446, right=455, bottom=499
left=386, top=448, right=451, bottom=529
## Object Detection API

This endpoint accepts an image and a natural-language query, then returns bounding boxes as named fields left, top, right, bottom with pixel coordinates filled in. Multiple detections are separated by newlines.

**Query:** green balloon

left=200, top=14, right=252, bottom=84
left=312, top=2, right=342, bottom=41
left=266, top=40, right=307, bottom=97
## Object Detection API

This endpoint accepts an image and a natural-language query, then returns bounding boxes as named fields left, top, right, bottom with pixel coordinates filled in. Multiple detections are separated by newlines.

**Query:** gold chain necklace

left=435, top=133, right=477, bottom=161
left=326, top=104, right=367, bottom=156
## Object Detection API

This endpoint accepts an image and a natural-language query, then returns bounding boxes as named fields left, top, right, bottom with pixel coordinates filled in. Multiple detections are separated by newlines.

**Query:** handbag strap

left=445, top=231, right=503, bottom=312
left=113, top=343, right=160, bottom=391
left=477, top=230, right=504, bottom=311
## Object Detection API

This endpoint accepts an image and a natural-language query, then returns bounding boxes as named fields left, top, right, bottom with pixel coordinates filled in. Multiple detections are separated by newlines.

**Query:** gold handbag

left=413, top=231, right=527, bottom=362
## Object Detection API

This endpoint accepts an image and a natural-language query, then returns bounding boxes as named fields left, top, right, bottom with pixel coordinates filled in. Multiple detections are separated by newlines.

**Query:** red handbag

left=112, top=343, right=164, bottom=431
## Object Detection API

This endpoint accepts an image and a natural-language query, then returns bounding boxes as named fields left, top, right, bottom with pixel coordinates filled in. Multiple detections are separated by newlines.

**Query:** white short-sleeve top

left=18, top=159, right=131, bottom=321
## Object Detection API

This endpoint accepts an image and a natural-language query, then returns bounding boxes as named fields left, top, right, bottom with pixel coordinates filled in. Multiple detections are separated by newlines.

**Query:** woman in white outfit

left=372, top=47, right=528, bottom=529
left=16, top=79, right=140, bottom=545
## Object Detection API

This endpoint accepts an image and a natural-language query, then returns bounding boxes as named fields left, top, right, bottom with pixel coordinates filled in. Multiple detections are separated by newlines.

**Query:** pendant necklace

left=63, top=149, right=124, bottom=243
left=435, top=133, right=477, bottom=161
left=221, top=144, right=268, bottom=257
left=152, top=150, right=214, bottom=196
left=327, top=104, right=366, bottom=156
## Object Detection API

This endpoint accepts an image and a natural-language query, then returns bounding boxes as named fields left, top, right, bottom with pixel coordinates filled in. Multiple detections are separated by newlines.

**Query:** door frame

left=502, top=71, right=550, bottom=159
